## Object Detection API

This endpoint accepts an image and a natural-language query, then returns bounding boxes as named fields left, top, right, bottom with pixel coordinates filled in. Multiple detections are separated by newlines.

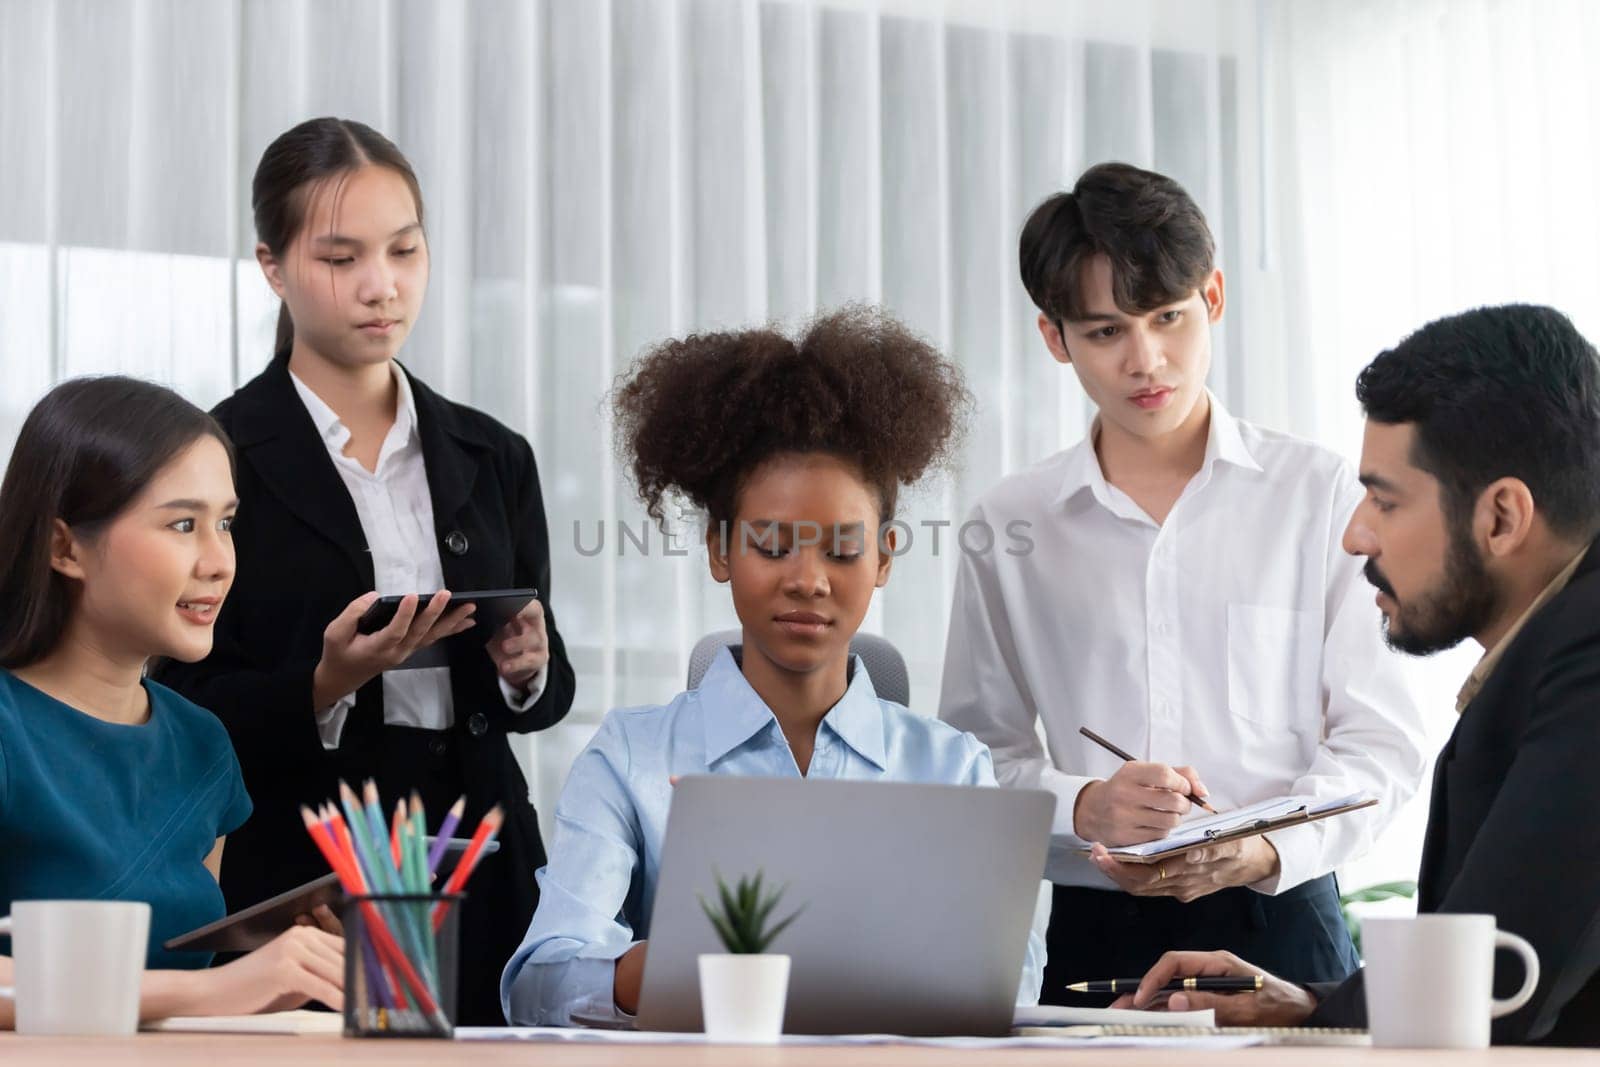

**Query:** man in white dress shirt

left=938, top=162, right=1428, bottom=1004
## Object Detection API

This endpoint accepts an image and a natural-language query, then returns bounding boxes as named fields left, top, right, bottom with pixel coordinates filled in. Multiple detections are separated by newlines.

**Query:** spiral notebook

left=1015, top=1025, right=1371, bottom=1047
left=1081, top=792, right=1377, bottom=864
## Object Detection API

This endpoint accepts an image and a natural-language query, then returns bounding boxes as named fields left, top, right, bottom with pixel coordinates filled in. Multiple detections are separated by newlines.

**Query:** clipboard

left=1078, top=795, right=1378, bottom=864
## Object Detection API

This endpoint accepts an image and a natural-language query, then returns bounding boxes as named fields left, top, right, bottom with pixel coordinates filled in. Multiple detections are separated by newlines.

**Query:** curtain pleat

left=1, top=0, right=1282, bottom=848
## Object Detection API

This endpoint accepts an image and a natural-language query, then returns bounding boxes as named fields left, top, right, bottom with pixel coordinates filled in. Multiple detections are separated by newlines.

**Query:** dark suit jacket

left=1307, top=539, right=1600, bottom=1045
left=155, top=354, right=575, bottom=1024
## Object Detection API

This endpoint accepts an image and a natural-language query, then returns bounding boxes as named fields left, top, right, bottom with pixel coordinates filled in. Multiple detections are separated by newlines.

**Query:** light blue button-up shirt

left=501, top=647, right=1046, bottom=1025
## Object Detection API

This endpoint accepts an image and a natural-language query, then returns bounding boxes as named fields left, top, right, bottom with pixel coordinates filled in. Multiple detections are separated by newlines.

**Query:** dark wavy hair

left=252, top=117, right=425, bottom=358
left=0, top=377, right=235, bottom=668
left=612, top=305, right=972, bottom=528
left=1356, top=304, right=1600, bottom=540
left=1019, top=161, right=1215, bottom=325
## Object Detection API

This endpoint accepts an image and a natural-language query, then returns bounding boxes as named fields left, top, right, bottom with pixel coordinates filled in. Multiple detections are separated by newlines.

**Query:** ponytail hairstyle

left=252, top=117, right=426, bottom=359
left=0, top=377, right=235, bottom=668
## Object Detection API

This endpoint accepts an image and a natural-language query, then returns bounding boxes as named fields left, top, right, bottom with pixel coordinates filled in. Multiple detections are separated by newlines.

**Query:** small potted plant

left=1340, top=880, right=1418, bottom=956
left=696, top=869, right=803, bottom=1043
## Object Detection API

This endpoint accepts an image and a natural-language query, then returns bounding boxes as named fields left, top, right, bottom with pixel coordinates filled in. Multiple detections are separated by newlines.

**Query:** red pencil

left=308, top=805, right=413, bottom=1010
left=326, top=804, right=444, bottom=1017
left=432, top=805, right=503, bottom=931
left=300, top=806, right=355, bottom=887
left=390, top=797, right=406, bottom=870
left=302, top=807, right=407, bottom=1007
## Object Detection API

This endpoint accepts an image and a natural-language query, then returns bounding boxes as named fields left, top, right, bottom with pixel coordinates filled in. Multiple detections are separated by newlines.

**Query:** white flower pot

left=697, top=953, right=791, bottom=1043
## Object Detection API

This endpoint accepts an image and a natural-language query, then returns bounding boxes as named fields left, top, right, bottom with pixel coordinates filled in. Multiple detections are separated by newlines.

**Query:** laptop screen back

left=636, top=776, right=1051, bottom=1036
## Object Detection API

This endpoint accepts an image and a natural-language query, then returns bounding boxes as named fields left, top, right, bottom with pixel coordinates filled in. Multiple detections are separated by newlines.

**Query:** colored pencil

left=426, top=796, right=466, bottom=875
left=363, top=783, right=439, bottom=1000
left=355, top=784, right=428, bottom=935
left=327, top=804, right=416, bottom=1014
left=404, top=792, right=438, bottom=978
left=433, top=804, right=503, bottom=931
left=301, top=782, right=466, bottom=1034
left=390, top=798, right=405, bottom=870
left=320, top=802, right=416, bottom=1014
left=300, top=806, right=396, bottom=1009
left=344, top=783, right=438, bottom=1006
left=323, top=801, right=416, bottom=1011
left=406, top=792, right=428, bottom=893
left=326, top=797, right=442, bottom=1025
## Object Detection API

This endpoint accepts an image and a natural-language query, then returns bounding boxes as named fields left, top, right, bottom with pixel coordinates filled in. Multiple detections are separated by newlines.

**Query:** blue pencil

left=342, top=782, right=437, bottom=1006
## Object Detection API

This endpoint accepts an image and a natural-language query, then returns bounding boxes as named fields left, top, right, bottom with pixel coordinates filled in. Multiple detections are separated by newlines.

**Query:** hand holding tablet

left=349, top=589, right=540, bottom=673
left=355, top=588, right=539, bottom=636
left=163, top=836, right=499, bottom=954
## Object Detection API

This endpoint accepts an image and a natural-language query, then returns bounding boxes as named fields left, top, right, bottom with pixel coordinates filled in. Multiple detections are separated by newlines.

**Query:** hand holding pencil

left=1074, top=727, right=1282, bottom=901
left=1072, top=743, right=1216, bottom=848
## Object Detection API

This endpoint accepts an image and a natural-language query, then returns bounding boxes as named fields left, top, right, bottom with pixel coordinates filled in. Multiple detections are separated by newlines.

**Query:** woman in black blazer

left=156, top=118, right=575, bottom=1025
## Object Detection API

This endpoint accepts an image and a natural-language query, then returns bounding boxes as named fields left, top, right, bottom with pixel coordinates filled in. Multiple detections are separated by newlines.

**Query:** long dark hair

left=0, top=377, right=235, bottom=668
left=252, top=117, right=426, bottom=359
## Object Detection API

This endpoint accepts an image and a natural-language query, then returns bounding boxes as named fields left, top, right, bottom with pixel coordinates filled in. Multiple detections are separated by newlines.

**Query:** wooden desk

left=0, top=1034, right=1592, bottom=1065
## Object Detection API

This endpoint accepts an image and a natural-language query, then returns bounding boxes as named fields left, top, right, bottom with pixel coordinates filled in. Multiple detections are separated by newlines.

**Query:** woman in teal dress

left=0, top=377, right=344, bottom=1027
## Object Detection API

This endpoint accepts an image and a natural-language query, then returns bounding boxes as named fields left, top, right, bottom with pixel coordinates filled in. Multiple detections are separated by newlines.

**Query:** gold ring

left=1158, top=865, right=1167, bottom=881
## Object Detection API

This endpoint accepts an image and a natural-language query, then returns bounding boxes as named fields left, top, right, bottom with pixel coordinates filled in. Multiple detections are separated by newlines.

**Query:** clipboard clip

left=1202, top=804, right=1308, bottom=840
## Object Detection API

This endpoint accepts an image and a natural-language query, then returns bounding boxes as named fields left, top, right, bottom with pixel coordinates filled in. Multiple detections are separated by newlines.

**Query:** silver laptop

left=635, top=776, right=1052, bottom=1036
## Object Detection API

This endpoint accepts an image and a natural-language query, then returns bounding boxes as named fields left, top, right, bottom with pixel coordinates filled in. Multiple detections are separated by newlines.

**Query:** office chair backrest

left=686, top=628, right=912, bottom=708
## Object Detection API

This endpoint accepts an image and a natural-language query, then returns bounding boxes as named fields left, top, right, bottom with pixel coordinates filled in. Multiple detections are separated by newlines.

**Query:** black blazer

left=1308, top=538, right=1600, bottom=1045
left=155, top=354, right=575, bottom=1024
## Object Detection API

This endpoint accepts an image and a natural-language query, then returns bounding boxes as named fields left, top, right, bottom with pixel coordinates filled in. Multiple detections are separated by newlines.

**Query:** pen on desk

left=1066, top=975, right=1264, bottom=994
left=1077, top=726, right=1218, bottom=815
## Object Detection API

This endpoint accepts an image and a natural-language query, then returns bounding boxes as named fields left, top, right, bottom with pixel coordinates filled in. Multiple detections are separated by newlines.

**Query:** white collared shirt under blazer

left=938, top=395, right=1428, bottom=893
left=288, top=366, right=545, bottom=747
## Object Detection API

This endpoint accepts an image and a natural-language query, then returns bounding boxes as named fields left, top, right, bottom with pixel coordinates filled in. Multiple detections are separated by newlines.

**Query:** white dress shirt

left=288, top=366, right=545, bottom=748
left=938, top=395, right=1428, bottom=894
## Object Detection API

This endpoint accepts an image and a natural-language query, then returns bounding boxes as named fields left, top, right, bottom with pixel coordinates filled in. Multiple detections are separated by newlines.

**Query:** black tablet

left=163, top=838, right=500, bottom=953
left=163, top=872, right=343, bottom=954
left=356, top=588, right=538, bottom=636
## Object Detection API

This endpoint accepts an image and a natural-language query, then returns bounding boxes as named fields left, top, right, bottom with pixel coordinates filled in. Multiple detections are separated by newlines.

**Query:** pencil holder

left=339, top=893, right=462, bottom=1038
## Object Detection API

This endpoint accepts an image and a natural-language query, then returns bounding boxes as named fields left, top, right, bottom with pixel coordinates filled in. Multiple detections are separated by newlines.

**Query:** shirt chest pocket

left=1226, top=603, right=1321, bottom=733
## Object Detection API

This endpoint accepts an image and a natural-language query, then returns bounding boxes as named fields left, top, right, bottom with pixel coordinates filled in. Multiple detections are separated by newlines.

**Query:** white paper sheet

left=1101, top=792, right=1368, bottom=859
left=453, top=1026, right=1262, bottom=1050
left=142, top=1010, right=344, bottom=1035
left=1013, top=1004, right=1215, bottom=1028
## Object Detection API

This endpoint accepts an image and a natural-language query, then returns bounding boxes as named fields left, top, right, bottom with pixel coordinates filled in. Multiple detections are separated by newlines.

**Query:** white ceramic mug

left=0, top=900, right=150, bottom=1035
left=1362, top=914, right=1539, bottom=1048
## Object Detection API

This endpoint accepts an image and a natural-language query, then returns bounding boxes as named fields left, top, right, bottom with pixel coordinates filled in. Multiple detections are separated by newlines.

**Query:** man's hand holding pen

left=1107, top=949, right=1317, bottom=1026
left=1071, top=749, right=1282, bottom=901
left=1072, top=760, right=1212, bottom=845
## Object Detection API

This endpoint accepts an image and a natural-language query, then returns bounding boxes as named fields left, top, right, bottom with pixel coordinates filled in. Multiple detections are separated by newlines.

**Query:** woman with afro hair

left=500, top=305, right=1045, bottom=1025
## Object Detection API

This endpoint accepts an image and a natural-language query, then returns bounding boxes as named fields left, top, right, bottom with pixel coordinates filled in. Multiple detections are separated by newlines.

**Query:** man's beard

left=1366, top=521, right=1500, bottom=657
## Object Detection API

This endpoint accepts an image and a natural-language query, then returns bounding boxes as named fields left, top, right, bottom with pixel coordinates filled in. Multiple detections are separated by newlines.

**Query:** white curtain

left=1268, top=0, right=1600, bottom=893
left=2, top=0, right=1347, bottom=851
